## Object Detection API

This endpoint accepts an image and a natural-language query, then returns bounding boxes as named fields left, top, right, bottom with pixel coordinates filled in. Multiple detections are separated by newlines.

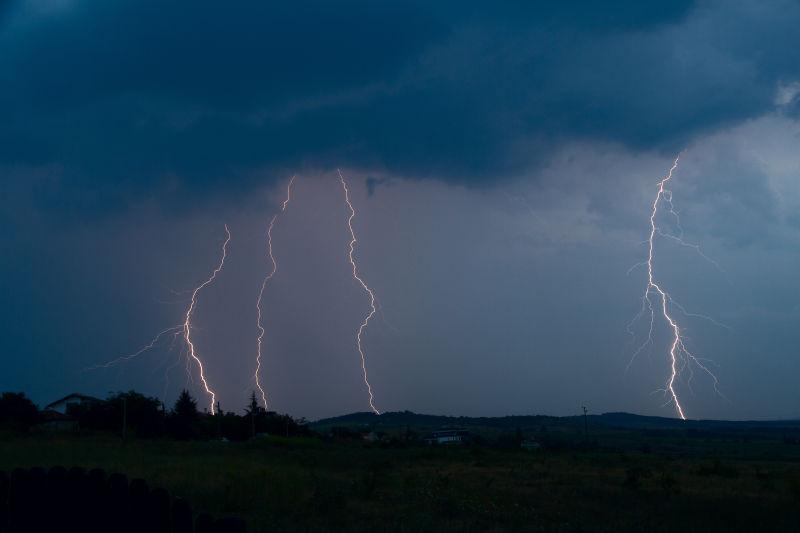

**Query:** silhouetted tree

left=170, top=390, right=200, bottom=440
left=0, top=392, right=39, bottom=431
left=245, top=391, right=266, bottom=438
left=246, top=392, right=262, bottom=416
left=117, top=391, right=164, bottom=436
left=174, top=390, right=198, bottom=419
left=247, top=392, right=257, bottom=438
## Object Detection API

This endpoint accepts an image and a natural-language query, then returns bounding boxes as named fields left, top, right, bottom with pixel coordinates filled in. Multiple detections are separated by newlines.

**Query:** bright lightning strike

left=87, top=227, right=231, bottom=411
left=254, top=176, right=295, bottom=409
left=629, top=156, right=724, bottom=420
left=338, top=169, right=381, bottom=415
left=184, top=224, right=231, bottom=415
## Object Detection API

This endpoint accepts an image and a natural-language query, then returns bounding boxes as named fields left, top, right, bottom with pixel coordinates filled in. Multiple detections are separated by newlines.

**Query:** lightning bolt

left=183, top=224, right=231, bottom=415
left=338, top=169, right=381, bottom=415
left=86, top=227, right=231, bottom=412
left=254, top=176, right=295, bottom=409
left=629, top=156, right=723, bottom=420
left=83, top=325, right=183, bottom=371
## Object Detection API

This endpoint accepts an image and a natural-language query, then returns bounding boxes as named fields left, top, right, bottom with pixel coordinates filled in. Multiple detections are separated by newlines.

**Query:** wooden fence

left=0, top=466, right=246, bottom=532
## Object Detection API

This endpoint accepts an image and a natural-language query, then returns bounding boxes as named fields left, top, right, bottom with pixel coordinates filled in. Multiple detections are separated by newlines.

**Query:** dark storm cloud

left=1, top=0, right=799, bottom=205
left=685, top=151, right=781, bottom=248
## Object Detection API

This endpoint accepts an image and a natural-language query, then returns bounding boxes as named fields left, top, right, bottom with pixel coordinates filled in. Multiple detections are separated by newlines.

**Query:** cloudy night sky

left=1, top=0, right=799, bottom=420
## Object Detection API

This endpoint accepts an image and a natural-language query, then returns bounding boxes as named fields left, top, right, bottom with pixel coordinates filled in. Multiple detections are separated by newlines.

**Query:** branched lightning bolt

left=83, top=325, right=183, bottom=371
left=254, top=176, right=295, bottom=409
left=338, top=169, right=381, bottom=415
left=184, top=224, right=231, bottom=414
left=629, top=156, right=724, bottom=420
left=86, top=228, right=230, bottom=411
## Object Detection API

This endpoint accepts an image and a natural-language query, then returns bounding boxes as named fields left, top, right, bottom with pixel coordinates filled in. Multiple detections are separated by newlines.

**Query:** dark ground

left=3, top=413, right=800, bottom=531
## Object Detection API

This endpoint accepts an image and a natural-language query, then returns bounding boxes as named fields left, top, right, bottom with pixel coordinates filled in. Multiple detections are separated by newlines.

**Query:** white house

left=425, top=428, right=470, bottom=444
left=44, top=393, right=102, bottom=414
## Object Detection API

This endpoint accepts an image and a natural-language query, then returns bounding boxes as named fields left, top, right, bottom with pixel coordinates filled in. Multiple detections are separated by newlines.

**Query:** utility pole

left=216, top=401, right=222, bottom=440
left=122, top=397, right=128, bottom=441
left=582, top=405, right=588, bottom=443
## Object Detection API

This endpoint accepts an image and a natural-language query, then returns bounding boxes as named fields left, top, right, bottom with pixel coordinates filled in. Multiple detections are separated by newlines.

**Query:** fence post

left=196, top=512, right=215, bottom=533
left=129, top=478, right=150, bottom=532
left=108, top=472, right=129, bottom=525
left=45, top=466, right=67, bottom=529
left=0, top=471, right=8, bottom=531
left=148, top=487, right=172, bottom=533
left=214, top=517, right=247, bottom=533
left=87, top=468, right=110, bottom=533
left=9, top=468, right=28, bottom=531
left=171, top=497, right=193, bottom=533
left=66, top=467, right=88, bottom=530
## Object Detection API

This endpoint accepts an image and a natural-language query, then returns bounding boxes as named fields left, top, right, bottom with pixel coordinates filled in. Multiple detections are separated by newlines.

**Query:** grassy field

left=2, top=430, right=800, bottom=532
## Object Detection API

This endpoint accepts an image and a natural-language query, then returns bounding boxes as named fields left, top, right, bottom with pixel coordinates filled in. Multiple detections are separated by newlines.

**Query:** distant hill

left=310, top=410, right=800, bottom=432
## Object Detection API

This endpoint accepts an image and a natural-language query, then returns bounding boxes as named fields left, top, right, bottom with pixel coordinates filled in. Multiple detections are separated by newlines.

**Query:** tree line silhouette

left=0, top=390, right=310, bottom=441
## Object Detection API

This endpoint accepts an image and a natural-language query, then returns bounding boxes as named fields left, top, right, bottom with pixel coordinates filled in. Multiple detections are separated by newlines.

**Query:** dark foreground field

left=2, top=425, right=800, bottom=532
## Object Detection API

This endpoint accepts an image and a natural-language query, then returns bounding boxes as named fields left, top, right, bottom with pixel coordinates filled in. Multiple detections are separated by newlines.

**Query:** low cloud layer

left=1, top=1, right=799, bottom=208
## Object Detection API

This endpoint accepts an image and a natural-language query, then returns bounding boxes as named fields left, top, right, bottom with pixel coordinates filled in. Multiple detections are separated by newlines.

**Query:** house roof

left=44, top=393, right=103, bottom=410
